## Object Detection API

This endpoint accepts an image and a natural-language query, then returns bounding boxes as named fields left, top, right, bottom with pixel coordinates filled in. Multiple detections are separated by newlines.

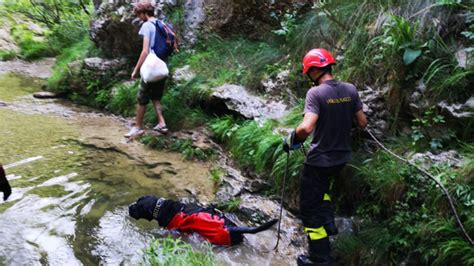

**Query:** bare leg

left=136, top=104, right=146, bottom=129
left=152, top=100, right=166, bottom=127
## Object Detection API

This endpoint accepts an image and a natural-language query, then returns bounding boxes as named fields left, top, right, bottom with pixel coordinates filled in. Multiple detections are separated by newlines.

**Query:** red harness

left=166, top=211, right=232, bottom=246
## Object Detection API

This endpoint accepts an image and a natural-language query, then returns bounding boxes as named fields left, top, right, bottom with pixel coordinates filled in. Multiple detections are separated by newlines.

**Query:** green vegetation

left=170, top=36, right=285, bottom=89
left=209, top=116, right=306, bottom=195
left=216, top=198, right=241, bottom=213
left=0, top=50, right=16, bottom=61
left=334, top=141, right=474, bottom=265
left=1, top=0, right=470, bottom=263
left=209, top=167, right=224, bottom=185
left=143, top=237, right=218, bottom=266
left=10, top=24, right=54, bottom=59
left=1, top=0, right=92, bottom=60
left=48, top=38, right=93, bottom=91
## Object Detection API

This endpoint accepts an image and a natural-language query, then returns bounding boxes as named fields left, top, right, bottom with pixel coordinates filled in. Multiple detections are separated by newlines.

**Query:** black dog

left=129, top=195, right=277, bottom=246
left=0, top=165, right=11, bottom=201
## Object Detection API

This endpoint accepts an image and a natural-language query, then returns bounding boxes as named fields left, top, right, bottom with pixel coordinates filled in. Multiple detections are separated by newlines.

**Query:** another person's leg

left=125, top=80, right=150, bottom=137
left=149, top=78, right=168, bottom=133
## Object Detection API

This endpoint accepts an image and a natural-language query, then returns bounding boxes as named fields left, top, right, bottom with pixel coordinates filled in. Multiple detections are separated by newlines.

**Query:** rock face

left=183, top=0, right=310, bottom=45
left=358, top=86, right=389, bottom=137
left=210, top=84, right=288, bottom=120
left=90, top=1, right=142, bottom=58
left=261, top=69, right=299, bottom=106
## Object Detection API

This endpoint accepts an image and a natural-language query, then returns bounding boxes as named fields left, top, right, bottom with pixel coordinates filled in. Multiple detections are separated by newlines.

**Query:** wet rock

left=0, top=101, right=7, bottom=107
left=261, top=69, right=298, bottom=105
left=410, top=150, right=464, bottom=170
left=33, top=91, right=61, bottom=99
left=237, top=194, right=306, bottom=259
left=172, top=65, right=196, bottom=83
left=210, top=84, right=288, bottom=120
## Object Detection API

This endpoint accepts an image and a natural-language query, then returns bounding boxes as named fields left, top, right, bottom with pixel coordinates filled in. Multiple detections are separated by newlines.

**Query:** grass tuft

left=144, top=237, right=218, bottom=266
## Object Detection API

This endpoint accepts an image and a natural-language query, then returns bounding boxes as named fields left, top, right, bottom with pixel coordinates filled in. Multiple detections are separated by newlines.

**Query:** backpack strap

left=162, top=22, right=180, bottom=53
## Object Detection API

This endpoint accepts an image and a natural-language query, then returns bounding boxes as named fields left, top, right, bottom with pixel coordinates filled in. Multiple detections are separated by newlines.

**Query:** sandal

left=153, top=124, right=169, bottom=134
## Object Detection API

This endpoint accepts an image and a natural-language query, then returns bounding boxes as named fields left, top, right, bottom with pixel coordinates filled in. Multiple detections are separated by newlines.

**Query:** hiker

left=126, top=1, right=176, bottom=138
left=283, top=48, right=367, bottom=265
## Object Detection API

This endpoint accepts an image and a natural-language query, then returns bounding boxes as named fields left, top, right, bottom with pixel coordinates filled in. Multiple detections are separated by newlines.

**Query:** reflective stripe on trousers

left=304, top=193, right=331, bottom=240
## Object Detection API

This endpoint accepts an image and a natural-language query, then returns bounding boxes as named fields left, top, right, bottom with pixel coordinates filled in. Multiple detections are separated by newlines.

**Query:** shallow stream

left=0, top=74, right=288, bottom=265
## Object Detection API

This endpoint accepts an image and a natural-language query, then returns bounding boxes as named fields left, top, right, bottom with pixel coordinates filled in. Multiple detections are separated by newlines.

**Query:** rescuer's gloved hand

left=0, top=165, right=11, bottom=201
left=283, top=130, right=302, bottom=153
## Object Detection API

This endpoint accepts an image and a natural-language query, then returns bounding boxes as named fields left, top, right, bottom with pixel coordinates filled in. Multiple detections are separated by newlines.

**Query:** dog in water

left=129, top=195, right=277, bottom=246
left=0, top=165, right=12, bottom=201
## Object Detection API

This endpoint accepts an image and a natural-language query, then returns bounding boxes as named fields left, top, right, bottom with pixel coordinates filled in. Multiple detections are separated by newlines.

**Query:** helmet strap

left=307, top=71, right=327, bottom=85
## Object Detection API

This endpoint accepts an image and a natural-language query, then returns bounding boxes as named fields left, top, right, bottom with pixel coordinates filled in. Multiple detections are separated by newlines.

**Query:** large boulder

left=210, top=84, right=288, bottom=120
left=57, top=57, right=128, bottom=99
left=90, top=1, right=142, bottom=58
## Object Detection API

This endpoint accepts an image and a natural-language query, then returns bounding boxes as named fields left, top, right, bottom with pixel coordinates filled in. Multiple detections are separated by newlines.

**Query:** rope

left=264, top=152, right=290, bottom=253
left=366, top=128, right=474, bottom=245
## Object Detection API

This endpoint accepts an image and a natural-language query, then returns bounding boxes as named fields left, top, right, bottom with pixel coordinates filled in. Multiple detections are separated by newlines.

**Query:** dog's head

left=128, top=195, right=160, bottom=221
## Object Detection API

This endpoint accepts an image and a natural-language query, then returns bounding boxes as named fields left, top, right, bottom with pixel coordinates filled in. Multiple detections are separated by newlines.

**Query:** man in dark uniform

left=283, top=48, right=368, bottom=265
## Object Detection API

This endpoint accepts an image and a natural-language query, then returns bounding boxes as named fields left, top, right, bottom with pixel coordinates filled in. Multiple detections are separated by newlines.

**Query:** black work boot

left=296, top=237, right=332, bottom=266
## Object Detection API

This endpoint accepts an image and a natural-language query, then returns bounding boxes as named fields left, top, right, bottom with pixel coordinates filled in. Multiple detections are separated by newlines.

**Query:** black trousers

left=299, top=163, right=345, bottom=264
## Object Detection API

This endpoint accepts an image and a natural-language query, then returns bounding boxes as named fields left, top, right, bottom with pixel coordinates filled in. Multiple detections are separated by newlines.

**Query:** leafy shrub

left=410, top=107, right=454, bottom=151
left=108, top=81, right=140, bottom=117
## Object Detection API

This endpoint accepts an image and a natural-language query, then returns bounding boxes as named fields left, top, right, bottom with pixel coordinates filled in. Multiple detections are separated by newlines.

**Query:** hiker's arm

left=355, top=110, right=368, bottom=129
left=132, top=37, right=150, bottom=78
left=295, top=112, right=318, bottom=141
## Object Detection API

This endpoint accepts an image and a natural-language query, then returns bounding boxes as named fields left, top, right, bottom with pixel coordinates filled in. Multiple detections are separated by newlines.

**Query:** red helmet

left=302, top=48, right=336, bottom=74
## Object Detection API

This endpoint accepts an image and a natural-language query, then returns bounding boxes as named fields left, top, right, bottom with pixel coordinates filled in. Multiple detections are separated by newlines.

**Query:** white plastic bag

left=140, top=52, right=169, bottom=83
